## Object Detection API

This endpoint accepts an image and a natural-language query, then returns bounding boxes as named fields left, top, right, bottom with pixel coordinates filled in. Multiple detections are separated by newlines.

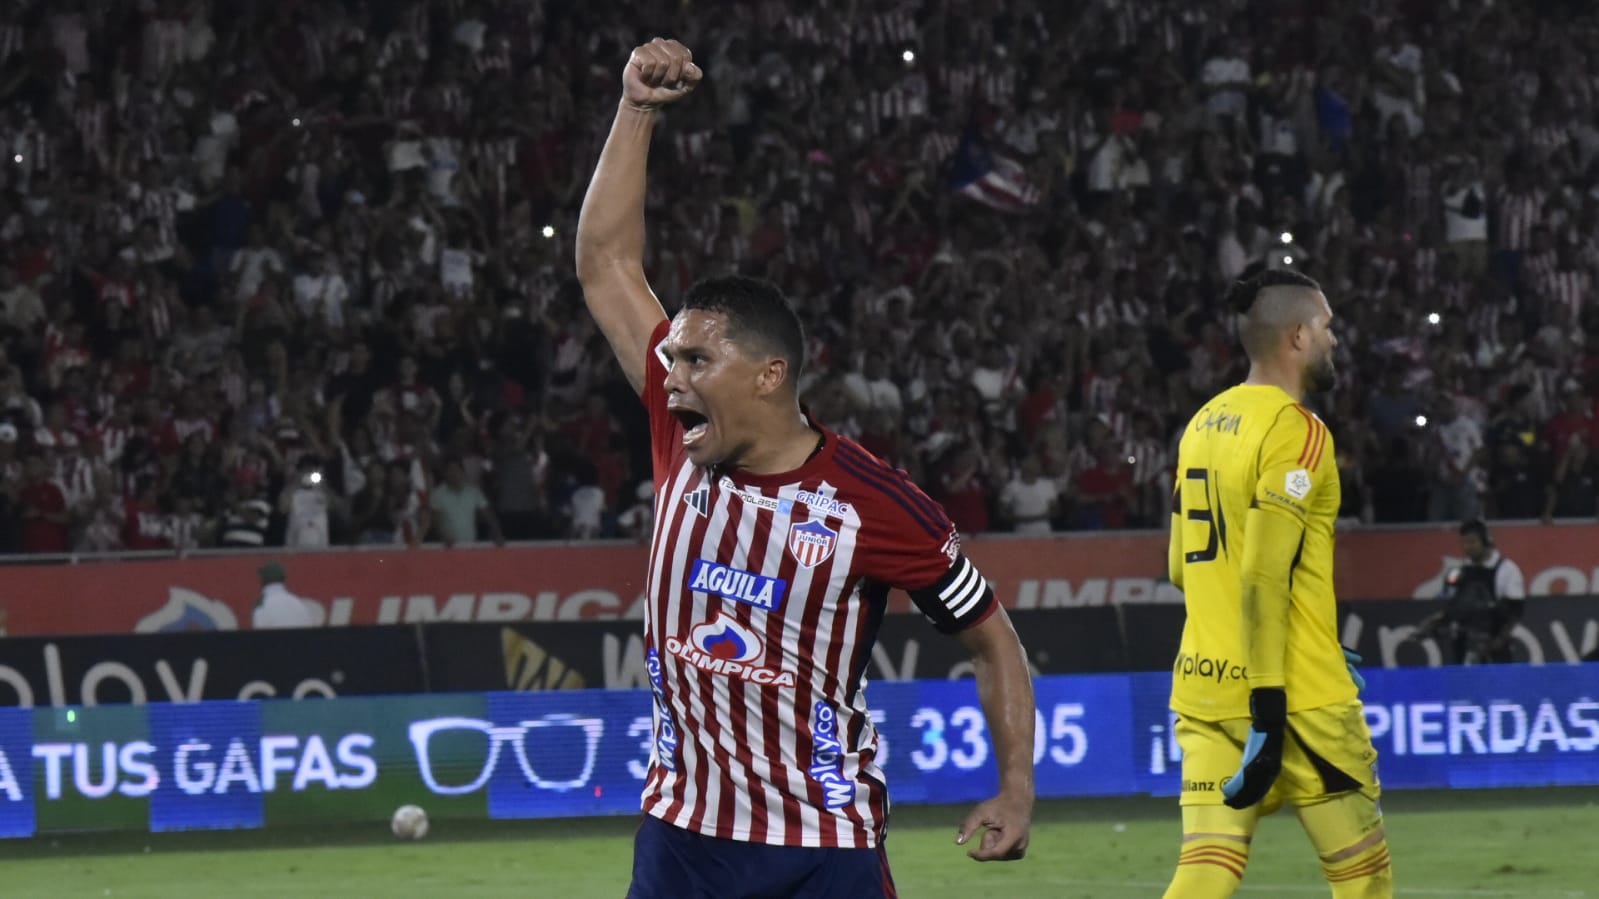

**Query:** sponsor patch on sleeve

left=1284, top=468, right=1312, bottom=500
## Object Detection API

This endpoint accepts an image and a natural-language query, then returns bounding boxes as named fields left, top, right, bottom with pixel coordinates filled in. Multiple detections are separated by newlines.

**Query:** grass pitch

left=1, top=788, right=1594, bottom=897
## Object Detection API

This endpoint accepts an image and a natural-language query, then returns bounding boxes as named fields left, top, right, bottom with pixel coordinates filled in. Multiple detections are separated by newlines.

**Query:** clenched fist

left=624, top=38, right=702, bottom=110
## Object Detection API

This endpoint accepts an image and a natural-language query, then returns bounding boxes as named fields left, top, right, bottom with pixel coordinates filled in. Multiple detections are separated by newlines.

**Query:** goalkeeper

left=1162, top=269, right=1392, bottom=899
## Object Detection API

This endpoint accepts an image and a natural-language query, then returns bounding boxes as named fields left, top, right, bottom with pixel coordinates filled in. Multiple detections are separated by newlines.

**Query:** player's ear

left=754, top=356, right=789, bottom=397
left=1291, top=320, right=1311, bottom=352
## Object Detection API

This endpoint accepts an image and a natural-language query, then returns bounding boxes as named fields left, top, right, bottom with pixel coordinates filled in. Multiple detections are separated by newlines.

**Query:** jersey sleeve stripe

left=1292, top=405, right=1320, bottom=466
left=1307, top=419, right=1329, bottom=471
left=1293, top=406, right=1328, bottom=471
left=836, top=442, right=950, bottom=532
left=940, top=560, right=989, bottom=618
left=948, top=578, right=988, bottom=619
left=938, top=558, right=978, bottom=604
left=833, top=451, right=945, bottom=539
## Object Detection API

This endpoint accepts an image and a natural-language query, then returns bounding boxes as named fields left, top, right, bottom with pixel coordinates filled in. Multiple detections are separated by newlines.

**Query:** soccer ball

left=391, top=804, right=429, bottom=840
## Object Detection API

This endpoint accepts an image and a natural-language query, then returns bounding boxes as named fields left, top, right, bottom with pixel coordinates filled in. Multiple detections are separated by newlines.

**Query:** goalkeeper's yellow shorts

left=1175, top=700, right=1381, bottom=811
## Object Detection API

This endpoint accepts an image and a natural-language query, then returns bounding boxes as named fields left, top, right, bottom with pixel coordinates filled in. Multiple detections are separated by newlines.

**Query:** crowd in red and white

left=1, top=0, right=1597, bottom=556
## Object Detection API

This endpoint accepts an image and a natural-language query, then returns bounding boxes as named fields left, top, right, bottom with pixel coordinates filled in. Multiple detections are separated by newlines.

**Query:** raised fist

left=623, top=38, right=702, bottom=110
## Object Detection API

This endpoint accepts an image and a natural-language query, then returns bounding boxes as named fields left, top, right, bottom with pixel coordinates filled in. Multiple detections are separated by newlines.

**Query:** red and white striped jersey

left=1540, top=268, right=1590, bottom=319
left=637, top=320, right=995, bottom=849
left=74, top=102, right=109, bottom=164
left=1522, top=249, right=1557, bottom=288
left=1495, top=188, right=1544, bottom=251
left=1409, top=246, right=1438, bottom=296
left=853, top=8, right=916, bottom=47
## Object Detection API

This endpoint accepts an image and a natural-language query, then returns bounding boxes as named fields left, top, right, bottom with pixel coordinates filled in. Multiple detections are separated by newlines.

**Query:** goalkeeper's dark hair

left=1228, top=268, right=1325, bottom=361
left=1225, top=267, right=1323, bottom=316
left=682, top=275, right=805, bottom=389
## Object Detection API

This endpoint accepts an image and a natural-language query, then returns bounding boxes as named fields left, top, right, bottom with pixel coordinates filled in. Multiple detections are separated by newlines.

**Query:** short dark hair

left=1225, top=268, right=1322, bottom=316
left=1228, top=268, right=1324, bottom=360
left=1459, top=519, right=1492, bottom=544
left=682, top=275, right=805, bottom=386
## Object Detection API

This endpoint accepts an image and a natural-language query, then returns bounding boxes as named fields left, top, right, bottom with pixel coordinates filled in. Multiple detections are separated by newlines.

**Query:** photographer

left=1412, top=520, right=1527, bottom=664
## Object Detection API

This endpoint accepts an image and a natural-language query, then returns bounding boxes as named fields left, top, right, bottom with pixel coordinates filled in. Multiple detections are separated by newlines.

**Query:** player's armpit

left=1238, top=504, right=1306, bottom=690
left=908, top=553, right=996, bottom=634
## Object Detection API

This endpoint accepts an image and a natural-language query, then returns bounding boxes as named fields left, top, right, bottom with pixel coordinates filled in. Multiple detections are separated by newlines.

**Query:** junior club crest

left=787, top=519, right=838, bottom=569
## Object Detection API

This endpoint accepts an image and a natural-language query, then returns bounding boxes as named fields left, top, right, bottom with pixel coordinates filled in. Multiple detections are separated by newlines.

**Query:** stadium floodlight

left=542, top=225, right=556, bottom=239
left=902, top=49, right=916, bottom=65
left=1427, top=312, right=1441, bottom=325
left=1415, top=415, right=1428, bottom=428
left=1279, top=231, right=1293, bottom=245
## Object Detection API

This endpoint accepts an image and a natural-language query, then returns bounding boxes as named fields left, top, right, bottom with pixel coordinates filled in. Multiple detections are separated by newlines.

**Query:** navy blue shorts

left=626, top=814, right=898, bottom=899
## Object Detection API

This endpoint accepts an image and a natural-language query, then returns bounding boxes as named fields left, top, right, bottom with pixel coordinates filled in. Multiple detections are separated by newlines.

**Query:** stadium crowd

left=1, top=0, right=1597, bottom=555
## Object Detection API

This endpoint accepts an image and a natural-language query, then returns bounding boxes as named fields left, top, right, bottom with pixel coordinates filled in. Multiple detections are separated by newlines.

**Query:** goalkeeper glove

left=1221, top=687, right=1286, bottom=810
left=1343, top=648, right=1366, bottom=694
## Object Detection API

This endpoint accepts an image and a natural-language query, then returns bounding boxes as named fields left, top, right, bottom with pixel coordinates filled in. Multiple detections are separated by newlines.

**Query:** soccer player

left=1162, top=270, right=1392, bottom=898
left=576, top=39, right=1036, bottom=898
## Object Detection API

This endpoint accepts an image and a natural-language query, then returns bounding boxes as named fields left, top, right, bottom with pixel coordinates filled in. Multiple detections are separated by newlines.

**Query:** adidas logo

left=683, top=487, right=710, bottom=517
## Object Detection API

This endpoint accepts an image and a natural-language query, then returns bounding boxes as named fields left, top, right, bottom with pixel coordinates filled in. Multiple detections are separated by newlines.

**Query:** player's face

left=1303, top=294, right=1338, bottom=394
left=1461, top=533, right=1488, bottom=562
left=661, top=310, right=764, bottom=467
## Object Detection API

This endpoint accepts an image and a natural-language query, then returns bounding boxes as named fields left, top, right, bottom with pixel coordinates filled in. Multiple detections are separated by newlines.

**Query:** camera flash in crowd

left=1427, top=312, right=1441, bottom=325
left=1414, top=415, right=1429, bottom=428
left=292, top=117, right=302, bottom=127
left=1282, top=255, right=1294, bottom=265
left=902, top=49, right=916, bottom=65
left=309, top=471, right=323, bottom=485
left=1279, top=231, right=1293, bottom=245
left=541, top=225, right=556, bottom=239
left=11, top=154, right=20, bottom=164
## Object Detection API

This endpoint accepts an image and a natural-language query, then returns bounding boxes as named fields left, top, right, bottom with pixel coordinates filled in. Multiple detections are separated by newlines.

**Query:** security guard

left=252, top=561, right=317, bottom=629
left=1414, top=520, right=1526, bottom=663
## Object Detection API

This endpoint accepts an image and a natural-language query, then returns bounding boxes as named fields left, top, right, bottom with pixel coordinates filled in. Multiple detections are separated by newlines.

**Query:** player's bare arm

left=575, top=38, right=701, bottom=395
left=955, top=607, right=1035, bottom=861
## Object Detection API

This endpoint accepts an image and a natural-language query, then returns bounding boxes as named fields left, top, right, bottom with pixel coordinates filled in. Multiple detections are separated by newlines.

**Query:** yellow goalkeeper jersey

left=1168, top=383, right=1355, bottom=720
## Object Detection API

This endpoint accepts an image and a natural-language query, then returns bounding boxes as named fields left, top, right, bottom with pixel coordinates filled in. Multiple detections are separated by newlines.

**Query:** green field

left=2, top=789, right=1594, bottom=897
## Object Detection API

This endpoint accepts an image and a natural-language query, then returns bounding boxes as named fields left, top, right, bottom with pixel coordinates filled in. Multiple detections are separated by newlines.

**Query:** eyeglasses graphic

left=408, top=715, right=605, bottom=796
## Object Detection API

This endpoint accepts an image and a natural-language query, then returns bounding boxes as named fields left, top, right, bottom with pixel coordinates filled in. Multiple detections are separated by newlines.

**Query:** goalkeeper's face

left=1303, top=294, right=1338, bottom=394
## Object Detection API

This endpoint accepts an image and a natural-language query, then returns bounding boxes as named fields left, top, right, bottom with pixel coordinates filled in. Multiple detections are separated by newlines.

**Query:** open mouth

left=672, top=408, right=710, bottom=445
